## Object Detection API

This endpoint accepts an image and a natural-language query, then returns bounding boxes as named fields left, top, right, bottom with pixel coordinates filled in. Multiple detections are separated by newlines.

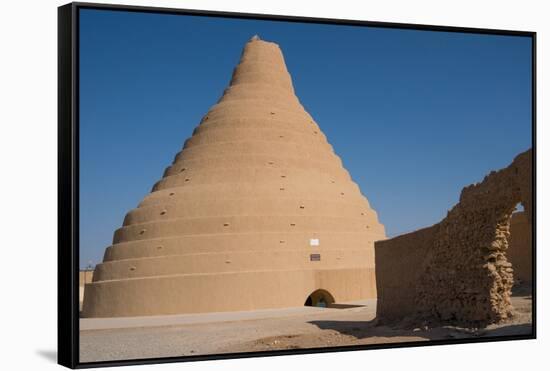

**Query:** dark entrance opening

left=304, top=289, right=335, bottom=308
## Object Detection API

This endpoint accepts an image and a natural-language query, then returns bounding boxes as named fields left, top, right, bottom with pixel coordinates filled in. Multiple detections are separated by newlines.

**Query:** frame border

left=58, top=3, right=79, bottom=368
left=57, top=2, right=537, bottom=369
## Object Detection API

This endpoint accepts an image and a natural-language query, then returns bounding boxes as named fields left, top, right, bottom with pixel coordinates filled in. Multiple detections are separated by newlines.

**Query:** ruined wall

left=507, top=212, right=533, bottom=284
left=375, top=226, right=437, bottom=322
left=375, top=149, right=532, bottom=327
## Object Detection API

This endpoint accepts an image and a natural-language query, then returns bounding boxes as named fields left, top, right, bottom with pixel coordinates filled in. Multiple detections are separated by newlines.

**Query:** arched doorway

left=304, top=289, right=335, bottom=307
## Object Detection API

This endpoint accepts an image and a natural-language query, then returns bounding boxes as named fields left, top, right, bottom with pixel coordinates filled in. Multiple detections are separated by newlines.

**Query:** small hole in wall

left=169, top=192, right=175, bottom=196
left=331, top=180, right=335, bottom=184
left=299, top=205, right=305, bottom=209
left=281, top=175, right=286, bottom=178
left=279, top=135, right=284, bottom=138
left=280, top=240, right=285, bottom=244
left=340, top=192, right=345, bottom=196
left=160, top=210, right=167, bottom=215
left=280, top=187, right=285, bottom=191
left=180, top=168, right=186, bottom=172
left=365, top=226, right=370, bottom=229
left=270, top=112, right=275, bottom=115
left=267, top=161, right=274, bottom=165
left=184, top=178, right=190, bottom=182
left=223, top=223, right=230, bottom=227
left=139, top=229, right=146, bottom=235
left=156, top=245, right=163, bottom=250
left=225, top=260, right=231, bottom=264
left=361, top=212, right=365, bottom=216
left=313, top=131, right=318, bottom=135
left=290, top=223, right=296, bottom=227
left=129, top=266, right=136, bottom=271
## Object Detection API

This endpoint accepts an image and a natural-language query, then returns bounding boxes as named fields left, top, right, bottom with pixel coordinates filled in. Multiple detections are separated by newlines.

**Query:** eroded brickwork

left=376, top=149, right=532, bottom=327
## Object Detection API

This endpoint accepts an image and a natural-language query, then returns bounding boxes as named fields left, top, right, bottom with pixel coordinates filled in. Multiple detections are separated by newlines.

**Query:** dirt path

left=80, top=292, right=532, bottom=363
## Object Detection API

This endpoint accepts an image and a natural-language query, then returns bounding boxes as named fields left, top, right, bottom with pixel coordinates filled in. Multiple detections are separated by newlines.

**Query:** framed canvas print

left=58, top=2, right=536, bottom=368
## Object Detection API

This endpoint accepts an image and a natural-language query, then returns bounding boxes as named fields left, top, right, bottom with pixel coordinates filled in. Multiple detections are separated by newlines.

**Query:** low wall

left=375, top=226, right=437, bottom=322
left=79, top=270, right=94, bottom=306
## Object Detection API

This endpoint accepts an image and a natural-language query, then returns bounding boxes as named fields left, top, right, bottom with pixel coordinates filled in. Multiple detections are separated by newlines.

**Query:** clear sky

left=79, top=8, right=532, bottom=268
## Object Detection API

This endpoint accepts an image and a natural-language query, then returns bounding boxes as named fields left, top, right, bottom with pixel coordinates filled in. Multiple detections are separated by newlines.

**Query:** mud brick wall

left=507, top=212, right=533, bottom=284
left=375, top=149, right=532, bottom=327
left=375, top=226, right=437, bottom=322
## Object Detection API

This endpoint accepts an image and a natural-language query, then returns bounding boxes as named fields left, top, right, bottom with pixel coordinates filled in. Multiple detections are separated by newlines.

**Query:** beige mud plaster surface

left=82, top=36, right=385, bottom=318
left=507, top=211, right=532, bottom=283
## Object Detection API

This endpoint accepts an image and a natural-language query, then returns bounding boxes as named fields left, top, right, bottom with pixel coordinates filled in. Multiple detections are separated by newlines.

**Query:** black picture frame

left=58, top=2, right=537, bottom=369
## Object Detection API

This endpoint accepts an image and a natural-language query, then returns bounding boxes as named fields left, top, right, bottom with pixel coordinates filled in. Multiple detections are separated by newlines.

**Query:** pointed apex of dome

left=229, top=36, right=294, bottom=93
left=81, top=36, right=386, bottom=318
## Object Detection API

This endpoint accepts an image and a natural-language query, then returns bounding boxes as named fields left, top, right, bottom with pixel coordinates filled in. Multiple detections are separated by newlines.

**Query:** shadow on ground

left=309, top=283, right=532, bottom=342
left=480, top=323, right=533, bottom=337
left=307, top=320, right=532, bottom=341
left=327, top=303, right=366, bottom=309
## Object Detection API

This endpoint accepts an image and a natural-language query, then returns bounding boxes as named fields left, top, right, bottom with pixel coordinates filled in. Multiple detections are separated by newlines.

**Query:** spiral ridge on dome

left=82, top=37, right=385, bottom=317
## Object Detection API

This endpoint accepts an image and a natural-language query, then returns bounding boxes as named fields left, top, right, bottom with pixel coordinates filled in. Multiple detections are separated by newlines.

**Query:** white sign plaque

left=309, top=238, right=319, bottom=246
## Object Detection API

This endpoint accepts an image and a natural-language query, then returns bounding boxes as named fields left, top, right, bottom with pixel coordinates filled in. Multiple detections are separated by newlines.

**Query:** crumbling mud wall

left=375, top=149, right=532, bottom=327
left=375, top=226, right=437, bottom=320
left=507, top=212, right=533, bottom=284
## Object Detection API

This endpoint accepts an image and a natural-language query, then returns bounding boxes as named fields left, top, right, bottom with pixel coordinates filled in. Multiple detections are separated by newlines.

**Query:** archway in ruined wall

left=413, top=149, right=532, bottom=326
left=375, top=149, right=532, bottom=327
left=304, top=289, right=335, bottom=308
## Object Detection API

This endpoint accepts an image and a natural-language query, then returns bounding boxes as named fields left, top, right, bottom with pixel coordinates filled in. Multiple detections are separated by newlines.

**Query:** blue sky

left=79, top=9, right=532, bottom=268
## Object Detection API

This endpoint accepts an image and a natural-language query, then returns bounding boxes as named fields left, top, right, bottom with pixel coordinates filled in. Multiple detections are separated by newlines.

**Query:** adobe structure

left=507, top=211, right=533, bottom=284
left=375, top=149, right=532, bottom=327
left=82, top=36, right=385, bottom=317
left=79, top=270, right=94, bottom=310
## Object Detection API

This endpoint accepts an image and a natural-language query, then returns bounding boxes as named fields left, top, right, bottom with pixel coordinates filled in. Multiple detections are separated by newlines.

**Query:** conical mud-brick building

left=82, top=36, right=385, bottom=317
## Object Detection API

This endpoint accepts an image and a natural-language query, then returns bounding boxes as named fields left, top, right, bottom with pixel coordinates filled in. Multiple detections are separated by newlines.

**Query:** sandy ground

left=79, top=286, right=532, bottom=363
